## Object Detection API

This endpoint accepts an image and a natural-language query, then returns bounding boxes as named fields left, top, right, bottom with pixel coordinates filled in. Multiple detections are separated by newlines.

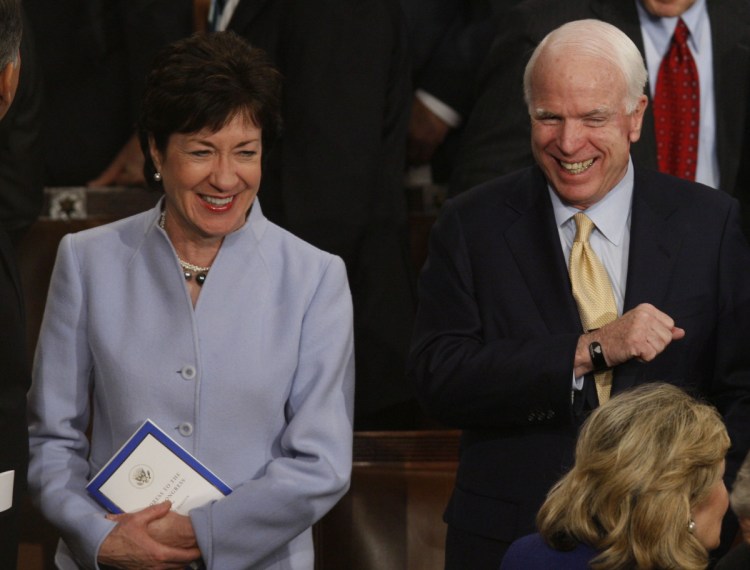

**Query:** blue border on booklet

left=86, top=419, right=232, bottom=514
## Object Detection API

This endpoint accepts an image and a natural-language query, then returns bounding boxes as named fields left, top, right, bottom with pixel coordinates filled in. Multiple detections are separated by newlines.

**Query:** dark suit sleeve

left=0, top=229, right=29, bottom=566
left=265, top=0, right=410, bottom=248
left=408, top=199, right=580, bottom=429
left=693, top=196, right=750, bottom=557
left=408, top=0, right=495, bottom=117
left=709, top=200, right=750, bottom=482
left=0, top=8, right=44, bottom=240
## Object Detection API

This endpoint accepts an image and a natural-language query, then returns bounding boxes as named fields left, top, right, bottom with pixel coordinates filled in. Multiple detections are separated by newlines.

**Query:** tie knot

left=573, top=213, right=595, bottom=243
left=673, top=18, right=690, bottom=46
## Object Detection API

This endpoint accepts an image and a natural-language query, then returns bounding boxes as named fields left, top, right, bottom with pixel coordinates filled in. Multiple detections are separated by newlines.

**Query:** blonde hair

left=537, top=383, right=729, bottom=570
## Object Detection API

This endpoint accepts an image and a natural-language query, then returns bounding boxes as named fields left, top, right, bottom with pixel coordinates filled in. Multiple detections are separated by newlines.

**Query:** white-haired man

left=410, top=18, right=750, bottom=569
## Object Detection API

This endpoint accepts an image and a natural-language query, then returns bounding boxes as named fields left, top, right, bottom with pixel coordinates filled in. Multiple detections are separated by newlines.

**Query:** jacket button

left=178, top=422, right=193, bottom=436
left=180, top=365, right=196, bottom=380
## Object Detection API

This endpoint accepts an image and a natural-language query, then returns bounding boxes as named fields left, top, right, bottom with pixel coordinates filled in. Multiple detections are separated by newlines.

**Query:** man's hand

left=406, top=96, right=451, bottom=166
left=98, top=501, right=201, bottom=569
left=574, top=303, right=685, bottom=376
left=88, top=134, right=146, bottom=187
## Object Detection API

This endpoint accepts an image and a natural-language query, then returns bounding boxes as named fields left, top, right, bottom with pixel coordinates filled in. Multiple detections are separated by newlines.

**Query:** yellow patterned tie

left=569, top=213, right=618, bottom=405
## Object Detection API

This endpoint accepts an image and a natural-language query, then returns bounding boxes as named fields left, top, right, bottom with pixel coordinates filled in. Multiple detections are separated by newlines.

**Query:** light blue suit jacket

left=28, top=199, right=355, bottom=569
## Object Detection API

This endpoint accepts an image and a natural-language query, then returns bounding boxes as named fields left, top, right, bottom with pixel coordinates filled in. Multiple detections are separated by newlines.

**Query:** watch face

left=589, top=341, right=608, bottom=371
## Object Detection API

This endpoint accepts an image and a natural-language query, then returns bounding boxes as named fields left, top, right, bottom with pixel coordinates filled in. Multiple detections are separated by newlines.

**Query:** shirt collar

left=636, top=0, right=707, bottom=54
left=549, top=157, right=634, bottom=247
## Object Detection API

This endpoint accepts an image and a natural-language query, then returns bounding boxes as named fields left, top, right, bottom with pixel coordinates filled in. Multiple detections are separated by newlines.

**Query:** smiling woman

left=139, top=31, right=281, bottom=305
left=151, top=116, right=263, bottom=300
left=27, top=31, right=355, bottom=570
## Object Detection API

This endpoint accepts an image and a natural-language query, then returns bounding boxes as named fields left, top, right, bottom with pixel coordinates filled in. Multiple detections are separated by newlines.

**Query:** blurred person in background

left=0, top=0, right=32, bottom=567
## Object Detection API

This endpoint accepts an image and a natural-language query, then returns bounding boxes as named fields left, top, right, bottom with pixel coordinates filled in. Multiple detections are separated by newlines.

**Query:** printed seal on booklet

left=86, top=419, right=232, bottom=515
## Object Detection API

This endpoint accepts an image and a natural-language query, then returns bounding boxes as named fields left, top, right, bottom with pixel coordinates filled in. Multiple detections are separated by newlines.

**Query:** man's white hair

left=523, top=19, right=648, bottom=114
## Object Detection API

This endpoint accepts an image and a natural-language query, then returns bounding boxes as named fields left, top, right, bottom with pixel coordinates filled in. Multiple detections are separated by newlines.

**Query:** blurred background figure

left=0, top=4, right=42, bottom=246
left=0, top=0, right=32, bottom=567
left=716, top=452, right=750, bottom=569
left=501, top=383, right=730, bottom=570
left=212, top=0, right=418, bottom=428
left=400, top=0, right=502, bottom=185
left=25, top=0, right=193, bottom=187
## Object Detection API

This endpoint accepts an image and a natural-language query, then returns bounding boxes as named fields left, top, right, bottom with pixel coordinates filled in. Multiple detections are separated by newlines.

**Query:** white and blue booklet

left=86, top=419, right=232, bottom=515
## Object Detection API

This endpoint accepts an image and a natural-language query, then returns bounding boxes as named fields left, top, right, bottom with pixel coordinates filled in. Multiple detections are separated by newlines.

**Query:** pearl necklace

left=158, top=211, right=211, bottom=286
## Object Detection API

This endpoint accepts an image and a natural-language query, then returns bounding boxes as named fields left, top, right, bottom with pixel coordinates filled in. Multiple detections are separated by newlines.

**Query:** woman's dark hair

left=138, top=31, right=282, bottom=190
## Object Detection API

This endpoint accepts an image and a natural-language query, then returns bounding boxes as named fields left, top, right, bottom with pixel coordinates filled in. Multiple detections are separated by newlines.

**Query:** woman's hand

left=147, top=507, right=200, bottom=550
left=98, top=502, right=201, bottom=569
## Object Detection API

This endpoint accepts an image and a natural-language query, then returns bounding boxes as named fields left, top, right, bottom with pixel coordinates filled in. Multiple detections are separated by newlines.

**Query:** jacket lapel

left=503, top=167, right=582, bottom=335
left=615, top=169, right=684, bottom=391
left=623, top=171, right=684, bottom=310
left=0, top=229, right=23, bottom=311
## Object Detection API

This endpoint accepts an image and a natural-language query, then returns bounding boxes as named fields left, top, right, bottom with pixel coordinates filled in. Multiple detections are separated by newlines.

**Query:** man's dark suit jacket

left=449, top=0, right=750, bottom=231
left=409, top=164, right=750, bottom=566
left=0, top=227, right=29, bottom=567
left=0, top=8, right=43, bottom=245
left=227, top=0, right=418, bottom=426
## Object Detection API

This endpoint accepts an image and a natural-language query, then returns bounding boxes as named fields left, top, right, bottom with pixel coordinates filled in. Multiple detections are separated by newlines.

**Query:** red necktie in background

left=653, top=19, right=700, bottom=181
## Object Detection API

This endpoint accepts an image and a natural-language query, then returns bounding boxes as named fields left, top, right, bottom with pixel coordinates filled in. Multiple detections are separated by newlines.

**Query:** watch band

left=588, top=341, right=609, bottom=372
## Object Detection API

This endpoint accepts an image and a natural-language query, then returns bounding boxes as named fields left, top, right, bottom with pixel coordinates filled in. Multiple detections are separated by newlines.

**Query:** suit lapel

left=503, top=168, right=582, bottom=335
left=0, top=229, right=23, bottom=312
left=615, top=169, right=684, bottom=391
left=623, top=179, right=683, bottom=310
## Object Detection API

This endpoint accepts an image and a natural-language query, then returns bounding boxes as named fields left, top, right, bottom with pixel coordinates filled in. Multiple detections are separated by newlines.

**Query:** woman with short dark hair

left=27, top=31, right=354, bottom=569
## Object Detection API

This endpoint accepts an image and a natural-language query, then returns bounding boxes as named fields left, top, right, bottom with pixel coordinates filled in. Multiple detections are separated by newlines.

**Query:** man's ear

left=148, top=135, right=163, bottom=173
left=628, top=94, right=649, bottom=144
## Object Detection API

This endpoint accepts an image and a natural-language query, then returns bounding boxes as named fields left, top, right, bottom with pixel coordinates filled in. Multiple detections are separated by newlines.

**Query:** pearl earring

left=153, top=172, right=162, bottom=182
